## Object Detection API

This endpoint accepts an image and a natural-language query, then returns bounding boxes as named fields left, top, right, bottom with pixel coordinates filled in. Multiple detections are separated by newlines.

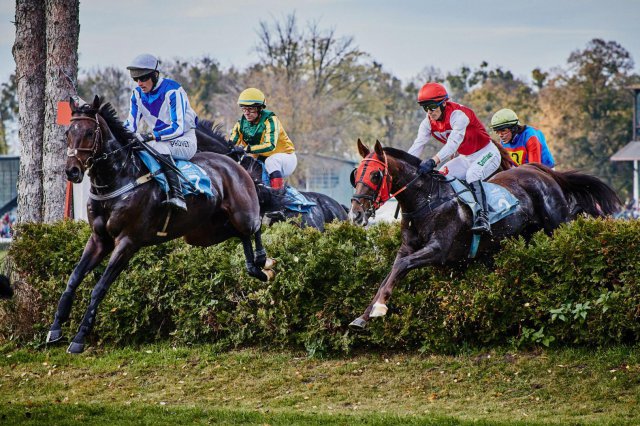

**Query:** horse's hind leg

left=67, top=238, right=138, bottom=354
left=252, top=229, right=276, bottom=270
left=48, top=234, right=113, bottom=344
left=241, top=236, right=275, bottom=282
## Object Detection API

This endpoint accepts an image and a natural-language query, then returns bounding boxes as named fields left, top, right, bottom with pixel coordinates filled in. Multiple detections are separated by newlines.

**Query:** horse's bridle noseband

left=67, top=114, right=104, bottom=170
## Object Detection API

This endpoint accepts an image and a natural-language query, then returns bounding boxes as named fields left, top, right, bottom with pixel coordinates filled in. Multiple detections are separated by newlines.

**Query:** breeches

left=145, top=129, right=197, bottom=160
left=264, top=152, right=297, bottom=177
left=439, top=142, right=500, bottom=183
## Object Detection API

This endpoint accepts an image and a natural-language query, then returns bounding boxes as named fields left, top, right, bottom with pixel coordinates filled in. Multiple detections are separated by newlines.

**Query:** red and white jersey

left=408, top=101, right=491, bottom=161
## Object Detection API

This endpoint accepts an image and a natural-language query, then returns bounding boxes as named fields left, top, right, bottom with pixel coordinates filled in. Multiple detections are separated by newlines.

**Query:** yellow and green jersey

left=230, top=109, right=295, bottom=156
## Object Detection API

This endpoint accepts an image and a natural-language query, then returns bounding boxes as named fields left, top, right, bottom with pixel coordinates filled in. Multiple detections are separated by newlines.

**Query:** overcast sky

left=1, top=0, right=639, bottom=86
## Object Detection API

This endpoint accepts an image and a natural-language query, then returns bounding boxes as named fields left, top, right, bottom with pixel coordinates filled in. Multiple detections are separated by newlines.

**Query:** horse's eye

left=370, top=170, right=383, bottom=184
left=349, top=169, right=357, bottom=188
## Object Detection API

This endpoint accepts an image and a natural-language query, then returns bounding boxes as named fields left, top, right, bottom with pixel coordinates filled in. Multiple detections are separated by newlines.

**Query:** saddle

left=137, top=151, right=214, bottom=198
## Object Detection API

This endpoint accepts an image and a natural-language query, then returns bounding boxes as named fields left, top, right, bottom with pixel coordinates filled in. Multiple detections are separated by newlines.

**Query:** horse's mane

left=195, top=119, right=231, bottom=154
left=98, top=103, right=136, bottom=143
left=382, top=147, right=421, bottom=168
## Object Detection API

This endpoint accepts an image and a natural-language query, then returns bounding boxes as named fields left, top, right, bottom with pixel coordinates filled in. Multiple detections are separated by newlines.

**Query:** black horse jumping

left=48, top=96, right=275, bottom=353
left=195, top=120, right=348, bottom=231
left=348, top=140, right=621, bottom=329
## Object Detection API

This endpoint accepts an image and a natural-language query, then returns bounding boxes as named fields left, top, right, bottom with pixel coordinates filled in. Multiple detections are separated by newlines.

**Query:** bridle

left=350, top=151, right=420, bottom=217
left=67, top=114, right=104, bottom=170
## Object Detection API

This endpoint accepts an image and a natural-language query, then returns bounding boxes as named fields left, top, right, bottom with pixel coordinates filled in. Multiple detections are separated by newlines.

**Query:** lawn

left=0, top=343, right=638, bottom=425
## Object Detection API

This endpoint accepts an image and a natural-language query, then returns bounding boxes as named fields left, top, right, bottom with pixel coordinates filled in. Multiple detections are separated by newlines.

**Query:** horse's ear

left=69, top=96, right=78, bottom=112
left=357, top=138, right=370, bottom=158
left=92, top=95, right=101, bottom=110
left=374, top=140, right=384, bottom=157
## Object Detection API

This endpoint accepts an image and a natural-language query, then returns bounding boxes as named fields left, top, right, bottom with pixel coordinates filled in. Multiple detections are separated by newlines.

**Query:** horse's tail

left=526, top=163, right=622, bottom=217
left=492, top=139, right=517, bottom=172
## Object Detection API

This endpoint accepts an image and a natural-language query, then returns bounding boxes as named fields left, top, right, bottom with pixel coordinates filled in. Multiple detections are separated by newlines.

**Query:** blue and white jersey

left=124, top=78, right=198, bottom=141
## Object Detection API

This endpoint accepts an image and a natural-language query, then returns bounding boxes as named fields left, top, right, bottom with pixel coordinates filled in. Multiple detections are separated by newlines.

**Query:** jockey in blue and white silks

left=124, top=53, right=199, bottom=212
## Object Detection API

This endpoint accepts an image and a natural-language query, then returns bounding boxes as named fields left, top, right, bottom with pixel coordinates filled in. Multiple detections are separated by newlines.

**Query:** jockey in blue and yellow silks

left=229, top=88, right=296, bottom=191
left=491, top=108, right=555, bottom=168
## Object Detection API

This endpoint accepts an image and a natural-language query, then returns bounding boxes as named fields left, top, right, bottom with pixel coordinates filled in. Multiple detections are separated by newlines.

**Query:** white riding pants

left=145, top=129, right=197, bottom=161
left=439, top=142, right=500, bottom=183
left=264, top=152, right=297, bottom=178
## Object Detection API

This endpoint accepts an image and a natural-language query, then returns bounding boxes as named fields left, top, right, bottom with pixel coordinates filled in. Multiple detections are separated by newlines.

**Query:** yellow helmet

left=238, top=88, right=266, bottom=107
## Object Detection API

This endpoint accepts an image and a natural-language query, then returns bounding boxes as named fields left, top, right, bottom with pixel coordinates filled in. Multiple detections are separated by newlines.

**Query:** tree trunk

left=12, top=0, right=46, bottom=224
left=42, top=0, right=79, bottom=223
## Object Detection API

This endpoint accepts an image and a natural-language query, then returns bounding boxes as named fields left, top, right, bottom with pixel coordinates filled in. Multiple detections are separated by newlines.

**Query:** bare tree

left=13, top=0, right=46, bottom=223
left=42, top=0, right=79, bottom=222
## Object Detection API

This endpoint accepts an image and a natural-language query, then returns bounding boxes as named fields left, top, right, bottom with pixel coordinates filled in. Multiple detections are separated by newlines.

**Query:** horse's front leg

left=252, top=229, right=276, bottom=270
left=350, top=242, right=443, bottom=329
left=47, top=233, right=114, bottom=344
left=67, top=237, right=138, bottom=354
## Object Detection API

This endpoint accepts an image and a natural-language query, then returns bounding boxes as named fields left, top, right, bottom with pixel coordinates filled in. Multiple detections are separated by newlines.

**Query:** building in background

left=0, top=156, right=18, bottom=240
left=296, top=153, right=357, bottom=206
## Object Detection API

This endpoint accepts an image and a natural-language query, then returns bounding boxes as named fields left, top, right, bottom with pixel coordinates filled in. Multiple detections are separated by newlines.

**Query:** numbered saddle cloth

left=137, top=151, right=214, bottom=198
left=449, top=179, right=519, bottom=224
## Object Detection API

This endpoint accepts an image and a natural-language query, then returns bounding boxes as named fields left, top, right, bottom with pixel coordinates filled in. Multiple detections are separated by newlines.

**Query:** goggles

left=133, top=73, right=153, bottom=83
left=421, top=99, right=445, bottom=112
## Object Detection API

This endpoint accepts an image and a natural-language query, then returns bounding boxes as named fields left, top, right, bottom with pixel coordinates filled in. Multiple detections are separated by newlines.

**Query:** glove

left=135, top=132, right=155, bottom=143
left=418, top=158, right=437, bottom=175
left=229, top=145, right=246, bottom=157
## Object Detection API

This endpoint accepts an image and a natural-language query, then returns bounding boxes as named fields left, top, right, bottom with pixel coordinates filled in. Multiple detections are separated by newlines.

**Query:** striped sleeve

left=249, top=116, right=278, bottom=154
left=123, top=91, right=140, bottom=133
left=229, top=122, right=245, bottom=146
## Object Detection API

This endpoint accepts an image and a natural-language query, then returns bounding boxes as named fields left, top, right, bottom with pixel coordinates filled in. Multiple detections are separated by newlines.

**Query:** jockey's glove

left=418, top=158, right=437, bottom=175
left=135, top=132, right=156, bottom=143
left=229, top=145, right=246, bottom=157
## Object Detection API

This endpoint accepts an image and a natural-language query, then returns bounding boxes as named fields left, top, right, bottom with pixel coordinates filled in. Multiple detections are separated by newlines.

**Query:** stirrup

left=163, top=197, right=187, bottom=212
left=471, top=214, right=491, bottom=234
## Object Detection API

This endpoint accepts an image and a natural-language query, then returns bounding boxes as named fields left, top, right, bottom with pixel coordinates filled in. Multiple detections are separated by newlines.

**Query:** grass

left=0, top=343, right=639, bottom=425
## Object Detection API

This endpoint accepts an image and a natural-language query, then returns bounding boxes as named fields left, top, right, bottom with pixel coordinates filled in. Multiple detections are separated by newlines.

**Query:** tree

left=13, top=0, right=46, bottom=223
left=42, top=0, right=79, bottom=223
left=538, top=39, right=635, bottom=193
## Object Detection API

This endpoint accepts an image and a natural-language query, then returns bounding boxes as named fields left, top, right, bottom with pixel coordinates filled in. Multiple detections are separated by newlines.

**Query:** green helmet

left=491, top=108, right=520, bottom=131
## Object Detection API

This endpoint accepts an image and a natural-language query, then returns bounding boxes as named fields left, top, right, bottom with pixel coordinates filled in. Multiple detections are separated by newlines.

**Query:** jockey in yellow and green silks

left=229, top=88, right=296, bottom=191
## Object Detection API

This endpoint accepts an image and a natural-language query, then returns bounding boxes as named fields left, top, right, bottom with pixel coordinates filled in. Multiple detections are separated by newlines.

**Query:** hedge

left=0, top=217, right=638, bottom=355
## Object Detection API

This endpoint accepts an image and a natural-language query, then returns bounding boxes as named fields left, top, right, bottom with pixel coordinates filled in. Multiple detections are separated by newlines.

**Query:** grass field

left=0, top=343, right=639, bottom=425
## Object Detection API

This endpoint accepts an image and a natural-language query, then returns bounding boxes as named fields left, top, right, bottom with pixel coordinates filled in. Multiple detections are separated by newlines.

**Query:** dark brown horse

left=195, top=120, right=349, bottom=231
left=47, top=96, right=275, bottom=353
left=348, top=140, right=621, bottom=329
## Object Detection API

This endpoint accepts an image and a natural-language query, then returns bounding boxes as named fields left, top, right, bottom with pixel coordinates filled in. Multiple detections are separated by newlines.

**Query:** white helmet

left=126, top=53, right=160, bottom=78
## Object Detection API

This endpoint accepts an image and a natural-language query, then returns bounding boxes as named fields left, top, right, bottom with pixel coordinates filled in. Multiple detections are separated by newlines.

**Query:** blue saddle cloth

left=449, top=179, right=519, bottom=224
left=137, top=151, right=214, bottom=198
left=260, top=163, right=316, bottom=213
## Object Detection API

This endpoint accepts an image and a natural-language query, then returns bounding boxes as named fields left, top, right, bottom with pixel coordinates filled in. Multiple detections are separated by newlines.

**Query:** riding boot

left=159, top=154, right=187, bottom=212
left=470, top=181, right=491, bottom=234
left=265, top=171, right=286, bottom=220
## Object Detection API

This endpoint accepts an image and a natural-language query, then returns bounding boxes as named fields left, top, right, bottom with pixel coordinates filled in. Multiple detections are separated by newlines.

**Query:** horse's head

left=65, top=95, right=104, bottom=183
left=349, top=139, right=395, bottom=226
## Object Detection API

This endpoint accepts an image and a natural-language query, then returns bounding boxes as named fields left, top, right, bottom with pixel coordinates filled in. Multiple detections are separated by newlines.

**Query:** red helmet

left=417, top=82, right=449, bottom=105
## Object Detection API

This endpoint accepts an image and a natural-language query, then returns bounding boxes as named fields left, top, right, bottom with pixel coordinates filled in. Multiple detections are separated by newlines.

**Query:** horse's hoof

left=262, top=269, right=276, bottom=281
left=66, top=342, right=85, bottom=354
left=349, top=317, right=368, bottom=330
left=46, top=329, right=64, bottom=344
left=263, top=258, right=277, bottom=270
left=370, top=302, right=388, bottom=317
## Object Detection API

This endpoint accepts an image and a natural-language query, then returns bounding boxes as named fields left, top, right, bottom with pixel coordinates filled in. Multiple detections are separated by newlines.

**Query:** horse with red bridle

left=348, top=140, right=621, bottom=329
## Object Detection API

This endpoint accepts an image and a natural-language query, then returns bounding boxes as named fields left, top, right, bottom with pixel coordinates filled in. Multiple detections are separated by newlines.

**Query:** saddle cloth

left=137, top=151, right=214, bottom=198
left=449, top=179, right=519, bottom=224
left=259, top=164, right=316, bottom=213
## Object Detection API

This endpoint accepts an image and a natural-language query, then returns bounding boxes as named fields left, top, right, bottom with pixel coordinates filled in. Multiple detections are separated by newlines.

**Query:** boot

left=159, top=154, right=187, bottom=212
left=265, top=171, right=286, bottom=219
left=470, top=181, right=491, bottom=234
left=269, top=171, right=285, bottom=194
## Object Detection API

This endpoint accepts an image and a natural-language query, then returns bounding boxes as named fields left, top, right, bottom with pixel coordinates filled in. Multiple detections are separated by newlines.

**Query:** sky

left=1, top=0, right=640, bottom=87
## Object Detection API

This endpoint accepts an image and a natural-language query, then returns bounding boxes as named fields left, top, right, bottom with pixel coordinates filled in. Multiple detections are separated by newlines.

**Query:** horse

left=348, top=139, right=621, bottom=329
left=195, top=120, right=349, bottom=231
left=0, top=274, right=12, bottom=299
left=48, top=95, right=276, bottom=354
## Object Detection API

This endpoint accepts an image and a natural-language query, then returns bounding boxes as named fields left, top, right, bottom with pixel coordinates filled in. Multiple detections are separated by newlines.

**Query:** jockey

left=124, top=53, right=198, bottom=212
left=491, top=108, right=555, bottom=168
left=408, top=82, right=500, bottom=234
left=229, top=88, right=297, bottom=193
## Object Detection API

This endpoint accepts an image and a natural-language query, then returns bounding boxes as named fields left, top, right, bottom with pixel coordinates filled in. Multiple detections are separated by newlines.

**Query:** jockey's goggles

left=133, top=73, right=153, bottom=83
left=240, top=106, right=260, bottom=112
left=421, top=99, right=445, bottom=112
